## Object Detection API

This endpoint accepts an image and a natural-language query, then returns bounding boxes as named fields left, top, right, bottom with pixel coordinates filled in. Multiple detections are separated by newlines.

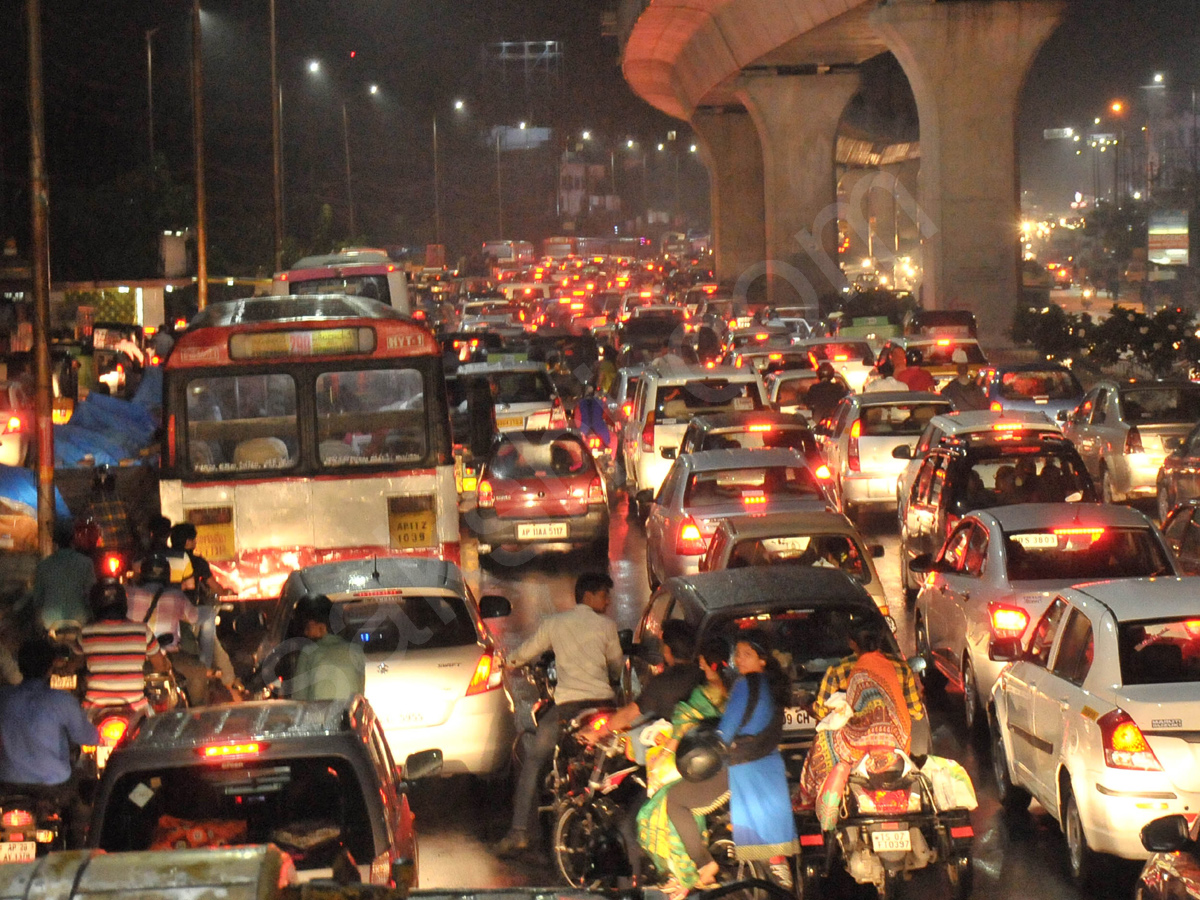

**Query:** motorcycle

left=795, top=748, right=975, bottom=900
left=0, top=795, right=66, bottom=863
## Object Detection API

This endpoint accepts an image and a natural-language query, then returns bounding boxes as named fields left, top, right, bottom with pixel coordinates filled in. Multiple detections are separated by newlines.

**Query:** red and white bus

left=160, top=295, right=457, bottom=600
left=481, top=240, right=535, bottom=268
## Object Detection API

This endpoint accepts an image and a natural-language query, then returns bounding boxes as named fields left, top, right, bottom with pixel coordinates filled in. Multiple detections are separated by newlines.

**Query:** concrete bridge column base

left=693, top=109, right=766, bottom=295
left=871, top=0, right=1066, bottom=346
left=736, top=72, right=861, bottom=313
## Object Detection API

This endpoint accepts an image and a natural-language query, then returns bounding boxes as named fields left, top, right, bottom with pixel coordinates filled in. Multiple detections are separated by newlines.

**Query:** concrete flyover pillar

left=692, top=108, right=766, bottom=290
left=736, top=72, right=860, bottom=313
left=871, top=0, right=1066, bottom=345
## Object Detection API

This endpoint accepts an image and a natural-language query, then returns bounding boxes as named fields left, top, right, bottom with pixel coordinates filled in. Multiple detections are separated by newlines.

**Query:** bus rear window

left=656, top=380, right=761, bottom=420
left=316, top=368, right=427, bottom=467
left=186, top=375, right=298, bottom=474
left=288, top=274, right=391, bottom=305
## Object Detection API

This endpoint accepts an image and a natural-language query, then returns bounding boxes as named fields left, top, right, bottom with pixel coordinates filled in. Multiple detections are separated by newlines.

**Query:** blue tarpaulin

left=0, top=465, right=71, bottom=519
left=54, top=390, right=159, bottom=467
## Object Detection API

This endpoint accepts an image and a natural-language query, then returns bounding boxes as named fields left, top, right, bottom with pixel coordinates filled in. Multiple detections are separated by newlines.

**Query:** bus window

left=186, top=374, right=298, bottom=473
left=315, top=368, right=427, bottom=467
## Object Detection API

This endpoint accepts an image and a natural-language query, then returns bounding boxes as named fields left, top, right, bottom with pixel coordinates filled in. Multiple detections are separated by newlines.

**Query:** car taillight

left=815, top=464, right=832, bottom=480
left=1, top=415, right=22, bottom=435
left=642, top=411, right=656, bottom=452
left=621, top=401, right=632, bottom=419
left=1125, top=425, right=1144, bottom=454
left=990, top=401, right=1003, bottom=412
left=988, top=603, right=1030, bottom=639
left=200, top=742, right=265, bottom=760
left=477, top=480, right=494, bottom=509
left=848, top=419, right=861, bottom=472
left=98, top=717, right=129, bottom=746
left=587, top=476, right=605, bottom=505
left=550, top=397, right=566, bottom=426
left=587, top=435, right=602, bottom=451
left=101, top=552, right=124, bottom=579
left=1, top=810, right=32, bottom=828
left=1098, top=709, right=1162, bottom=771
left=747, top=423, right=772, bottom=432
left=676, top=516, right=708, bottom=555
left=466, top=648, right=504, bottom=696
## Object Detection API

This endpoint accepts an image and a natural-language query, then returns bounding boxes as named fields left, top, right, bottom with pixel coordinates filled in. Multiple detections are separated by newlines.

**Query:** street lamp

left=192, top=0, right=208, bottom=309
left=433, top=100, right=465, bottom=248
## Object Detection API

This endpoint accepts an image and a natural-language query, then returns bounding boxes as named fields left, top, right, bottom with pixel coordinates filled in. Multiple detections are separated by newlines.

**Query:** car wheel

left=915, top=614, right=944, bottom=692
left=1157, top=483, right=1172, bottom=525
left=646, top=555, right=660, bottom=591
left=1100, top=466, right=1115, bottom=505
left=962, top=654, right=984, bottom=737
left=1064, top=782, right=1105, bottom=889
left=990, top=711, right=1031, bottom=813
left=900, top=552, right=917, bottom=606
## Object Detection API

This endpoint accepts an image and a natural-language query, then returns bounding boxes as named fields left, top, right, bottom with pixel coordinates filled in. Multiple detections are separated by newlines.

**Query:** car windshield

left=806, top=342, right=874, bottom=365
left=1119, top=387, right=1200, bottom=423
left=958, top=450, right=1093, bottom=508
left=487, top=371, right=554, bottom=405
left=1119, top=618, right=1200, bottom=685
left=488, top=435, right=593, bottom=480
left=96, top=755, right=374, bottom=869
left=1004, top=528, right=1171, bottom=581
left=335, top=596, right=478, bottom=652
left=911, top=343, right=987, bottom=366
left=860, top=402, right=947, bottom=437
left=727, top=534, right=868, bottom=583
left=998, top=369, right=1081, bottom=400
left=699, top=427, right=816, bottom=455
left=684, top=466, right=821, bottom=507
left=655, top=380, right=762, bottom=419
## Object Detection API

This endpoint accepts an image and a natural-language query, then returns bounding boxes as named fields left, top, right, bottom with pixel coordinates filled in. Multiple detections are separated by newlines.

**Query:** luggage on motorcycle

left=920, top=755, right=978, bottom=812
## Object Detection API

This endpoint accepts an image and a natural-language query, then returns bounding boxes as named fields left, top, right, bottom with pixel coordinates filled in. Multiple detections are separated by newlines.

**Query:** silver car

left=255, top=557, right=515, bottom=776
left=912, top=502, right=1178, bottom=734
left=457, top=362, right=568, bottom=433
left=1063, top=380, right=1200, bottom=504
left=644, top=447, right=830, bottom=589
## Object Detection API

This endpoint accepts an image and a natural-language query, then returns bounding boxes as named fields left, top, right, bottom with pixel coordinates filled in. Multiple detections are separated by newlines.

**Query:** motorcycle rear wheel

left=553, top=802, right=611, bottom=889
left=943, top=854, right=973, bottom=900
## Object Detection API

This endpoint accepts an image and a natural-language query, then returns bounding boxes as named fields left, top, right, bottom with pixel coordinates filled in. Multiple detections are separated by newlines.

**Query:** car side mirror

left=661, top=447, right=677, bottom=460
left=907, top=655, right=927, bottom=676
left=1056, top=408, right=1070, bottom=423
left=402, top=748, right=443, bottom=782
left=618, top=628, right=634, bottom=657
left=892, top=445, right=912, bottom=460
left=1141, top=814, right=1191, bottom=853
left=989, top=637, right=1023, bottom=662
left=871, top=544, right=886, bottom=559
left=908, top=553, right=933, bottom=574
left=479, top=595, right=511, bottom=619
left=637, top=488, right=655, bottom=505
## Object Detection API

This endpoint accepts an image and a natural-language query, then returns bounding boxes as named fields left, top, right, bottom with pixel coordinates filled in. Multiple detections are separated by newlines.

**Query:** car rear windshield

left=655, top=380, right=762, bottom=420
left=335, top=596, right=478, bottom=651
left=728, top=534, right=869, bottom=583
left=860, top=402, right=947, bottom=437
left=288, top=273, right=393, bottom=305
left=998, top=369, right=1081, bottom=400
left=488, top=435, right=594, bottom=480
left=956, top=449, right=1094, bottom=508
left=486, top=371, right=554, bottom=405
left=684, top=466, right=821, bottom=508
left=911, top=343, right=987, bottom=366
left=1119, top=618, right=1200, bottom=685
left=1120, top=387, right=1200, bottom=423
left=806, top=343, right=874, bottom=365
left=700, top=427, right=817, bottom=456
left=1004, top=528, right=1171, bottom=582
left=96, top=755, right=374, bottom=868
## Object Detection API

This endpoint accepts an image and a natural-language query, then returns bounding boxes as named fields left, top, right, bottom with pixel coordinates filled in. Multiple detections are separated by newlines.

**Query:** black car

left=677, top=410, right=821, bottom=469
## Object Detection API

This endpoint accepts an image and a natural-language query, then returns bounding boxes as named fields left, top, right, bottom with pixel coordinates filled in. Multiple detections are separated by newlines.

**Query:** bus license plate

left=390, top=511, right=435, bottom=550
left=0, top=841, right=35, bottom=864
left=870, top=829, right=911, bottom=853
left=783, top=707, right=814, bottom=731
left=497, top=416, right=525, bottom=430
left=49, top=674, right=76, bottom=691
left=517, top=522, right=569, bottom=540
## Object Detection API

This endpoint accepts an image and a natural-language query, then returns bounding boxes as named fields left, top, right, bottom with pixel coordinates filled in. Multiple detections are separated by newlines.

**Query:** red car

left=473, top=429, right=609, bottom=559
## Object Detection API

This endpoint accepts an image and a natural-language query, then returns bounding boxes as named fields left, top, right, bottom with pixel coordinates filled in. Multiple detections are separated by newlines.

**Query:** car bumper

left=841, top=472, right=902, bottom=509
left=1080, top=769, right=1198, bottom=859
left=379, top=688, right=515, bottom=776
left=657, top=550, right=703, bottom=582
left=634, top=451, right=675, bottom=496
left=1109, top=454, right=1168, bottom=499
left=471, top=508, right=609, bottom=547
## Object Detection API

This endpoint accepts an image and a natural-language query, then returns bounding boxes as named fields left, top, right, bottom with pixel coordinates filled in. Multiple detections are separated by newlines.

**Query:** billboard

left=1148, top=210, right=1189, bottom=266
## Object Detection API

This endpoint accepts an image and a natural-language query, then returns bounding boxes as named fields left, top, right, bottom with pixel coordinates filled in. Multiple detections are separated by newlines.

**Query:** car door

left=999, top=597, right=1068, bottom=794
left=919, top=454, right=951, bottom=559
left=925, top=522, right=974, bottom=680
left=905, top=453, right=942, bottom=559
left=646, top=463, right=684, bottom=576
left=1030, top=605, right=1096, bottom=807
left=1177, top=514, right=1200, bottom=576
left=1088, top=388, right=1116, bottom=473
left=1064, top=388, right=1100, bottom=476
left=626, top=380, right=649, bottom=481
left=939, top=521, right=989, bottom=686
left=1178, top=429, right=1200, bottom=504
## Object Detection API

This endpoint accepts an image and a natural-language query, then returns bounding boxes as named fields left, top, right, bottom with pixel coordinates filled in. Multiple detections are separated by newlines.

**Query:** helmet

left=817, top=361, right=836, bottom=380
left=140, top=555, right=171, bottom=584
left=89, top=578, right=128, bottom=619
left=906, top=348, right=923, bottom=367
left=675, top=722, right=727, bottom=782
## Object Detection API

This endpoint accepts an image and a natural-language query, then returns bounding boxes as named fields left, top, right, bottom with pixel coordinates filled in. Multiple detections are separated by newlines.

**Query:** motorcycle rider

left=0, top=638, right=99, bottom=845
left=83, top=465, right=134, bottom=559
left=495, top=572, right=623, bottom=858
left=804, top=362, right=849, bottom=424
left=24, top=519, right=95, bottom=634
left=125, top=555, right=208, bottom=705
left=940, top=348, right=987, bottom=411
left=80, top=579, right=171, bottom=715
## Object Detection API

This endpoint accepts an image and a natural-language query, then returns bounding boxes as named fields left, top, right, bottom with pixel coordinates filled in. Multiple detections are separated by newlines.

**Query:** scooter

left=0, top=794, right=66, bottom=863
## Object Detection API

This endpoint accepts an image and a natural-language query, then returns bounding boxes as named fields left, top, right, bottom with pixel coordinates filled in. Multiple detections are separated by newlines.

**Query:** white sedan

left=989, top=577, right=1200, bottom=888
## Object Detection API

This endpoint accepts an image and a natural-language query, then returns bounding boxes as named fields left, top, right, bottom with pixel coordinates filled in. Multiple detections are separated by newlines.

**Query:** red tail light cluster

left=587, top=477, right=605, bottom=505
left=1, top=810, right=33, bottom=828
left=466, top=648, right=504, bottom=696
left=641, top=412, right=656, bottom=452
left=1098, top=709, right=1161, bottom=770
left=847, top=419, right=861, bottom=472
left=1, top=415, right=23, bottom=435
left=988, top=603, right=1029, bottom=639
left=98, top=717, right=129, bottom=746
left=1125, top=425, right=1144, bottom=454
left=676, top=517, right=708, bottom=555
left=477, top=480, right=494, bottom=509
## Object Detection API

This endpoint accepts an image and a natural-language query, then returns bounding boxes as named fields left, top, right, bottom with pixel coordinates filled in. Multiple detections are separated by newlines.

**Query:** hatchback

left=89, top=697, right=441, bottom=885
left=975, top=363, right=1084, bottom=422
left=456, top=362, right=567, bottom=433
left=252, top=558, right=514, bottom=777
left=766, top=368, right=848, bottom=420
left=797, top=339, right=876, bottom=393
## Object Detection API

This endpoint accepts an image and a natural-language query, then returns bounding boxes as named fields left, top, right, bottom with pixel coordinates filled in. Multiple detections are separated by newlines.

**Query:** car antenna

left=372, top=556, right=381, bottom=582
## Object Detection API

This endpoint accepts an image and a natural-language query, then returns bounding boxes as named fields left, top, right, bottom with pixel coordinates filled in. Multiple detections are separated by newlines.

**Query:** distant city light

left=1111, top=101, right=1124, bottom=114
left=307, top=60, right=320, bottom=74
left=657, top=143, right=664, bottom=151
left=689, top=144, right=697, bottom=152
left=581, top=130, right=591, bottom=140
left=1154, top=73, right=1165, bottom=84
left=1094, top=117, right=1101, bottom=125
left=454, top=99, right=464, bottom=111
left=519, top=121, right=527, bottom=129
left=369, top=84, right=379, bottom=95
left=626, top=139, right=634, bottom=148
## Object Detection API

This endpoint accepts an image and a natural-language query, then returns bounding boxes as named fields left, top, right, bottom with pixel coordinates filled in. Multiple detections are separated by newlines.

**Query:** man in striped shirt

left=81, top=580, right=171, bottom=715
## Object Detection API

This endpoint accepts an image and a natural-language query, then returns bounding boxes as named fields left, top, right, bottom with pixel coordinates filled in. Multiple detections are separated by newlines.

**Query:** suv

left=89, top=697, right=441, bottom=885
left=898, top=429, right=1098, bottom=600
left=974, top=363, right=1084, bottom=422
left=623, top=360, right=767, bottom=518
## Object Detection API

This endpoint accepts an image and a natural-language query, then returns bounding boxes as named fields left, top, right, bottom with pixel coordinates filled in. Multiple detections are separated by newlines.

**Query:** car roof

left=457, top=361, right=548, bottom=374
left=646, top=361, right=758, bottom=382
left=1064, top=577, right=1200, bottom=621
left=973, top=502, right=1153, bottom=532
left=987, top=362, right=1072, bottom=373
left=668, top=565, right=875, bottom=614
left=854, top=391, right=946, bottom=406
left=679, top=447, right=808, bottom=472
left=716, top=510, right=856, bottom=539
left=931, top=410, right=1061, bottom=434
left=127, top=699, right=365, bottom=755
left=688, top=411, right=807, bottom=430
left=287, top=557, right=466, bottom=598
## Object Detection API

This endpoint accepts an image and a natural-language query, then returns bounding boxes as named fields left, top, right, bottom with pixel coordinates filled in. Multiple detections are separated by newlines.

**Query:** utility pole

left=433, top=114, right=441, bottom=246
left=341, top=102, right=355, bottom=237
left=269, top=0, right=283, bottom=272
left=26, top=0, right=54, bottom=556
left=146, top=28, right=158, bottom=163
left=495, top=130, right=504, bottom=239
left=191, top=0, right=208, bottom=309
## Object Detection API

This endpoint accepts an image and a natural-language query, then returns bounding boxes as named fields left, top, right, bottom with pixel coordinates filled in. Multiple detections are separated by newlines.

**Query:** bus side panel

left=387, top=271, right=410, bottom=315
left=159, top=479, right=184, bottom=533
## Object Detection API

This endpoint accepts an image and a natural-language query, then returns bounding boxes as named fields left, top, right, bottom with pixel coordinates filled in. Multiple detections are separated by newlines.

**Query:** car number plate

left=49, top=674, right=76, bottom=691
left=517, top=522, right=569, bottom=540
left=870, top=829, right=911, bottom=853
left=0, top=842, right=35, bottom=864
left=497, top=416, right=525, bottom=430
left=782, top=706, right=814, bottom=731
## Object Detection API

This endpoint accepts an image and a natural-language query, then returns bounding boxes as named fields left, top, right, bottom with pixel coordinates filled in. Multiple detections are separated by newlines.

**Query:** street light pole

left=341, top=101, right=355, bottom=237
left=269, top=0, right=283, bottom=271
left=191, top=0, right=208, bottom=310
left=146, top=28, right=158, bottom=163
left=495, top=130, right=504, bottom=239
left=433, top=114, right=441, bottom=246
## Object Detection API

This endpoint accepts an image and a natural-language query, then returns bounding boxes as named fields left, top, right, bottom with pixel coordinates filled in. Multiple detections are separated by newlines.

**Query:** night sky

left=0, top=0, right=1195, bottom=274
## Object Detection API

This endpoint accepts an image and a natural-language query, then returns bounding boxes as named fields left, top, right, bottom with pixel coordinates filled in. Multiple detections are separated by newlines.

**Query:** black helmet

left=89, top=578, right=128, bottom=619
left=817, top=361, right=836, bottom=380
left=676, top=722, right=727, bottom=782
left=140, top=555, right=171, bottom=584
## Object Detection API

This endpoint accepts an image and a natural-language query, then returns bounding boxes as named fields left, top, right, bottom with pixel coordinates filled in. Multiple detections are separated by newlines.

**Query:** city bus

left=160, top=294, right=457, bottom=600
left=542, top=236, right=580, bottom=259
left=270, top=248, right=410, bottom=314
left=482, top=240, right=535, bottom=268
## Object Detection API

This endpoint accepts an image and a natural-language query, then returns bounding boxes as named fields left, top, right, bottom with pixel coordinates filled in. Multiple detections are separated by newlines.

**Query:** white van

left=271, top=247, right=410, bottom=314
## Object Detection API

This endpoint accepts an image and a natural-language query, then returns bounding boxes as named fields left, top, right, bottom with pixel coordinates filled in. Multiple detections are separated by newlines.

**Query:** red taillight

left=167, top=414, right=177, bottom=467
left=676, top=517, right=708, bottom=555
left=1125, top=425, right=1144, bottom=454
left=587, top=477, right=605, bottom=505
left=1, top=811, right=32, bottom=829
left=1053, top=527, right=1106, bottom=539
left=621, top=401, right=632, bottom=419
left=98, top=717, right=129, bottom=746
left=1098, top=709, right=1162, bottom=771
left=587, top=436, right=602, bottom=450
left=1, top=415, right=22, bottom=435
left=101, top=552, right=123, bottom=578
left=848, top=419, right=861, bottom=472
left=988, top=603, right=1030, bottom=640
left=990, top=401, right=1003, bottom=412
left=641, top=412, right=656, bottom=452
left=815, top=464, right=832, bottom=480
left=477, top=480, right=494, bottom=509
left=747, top=423, right=772, bottom=433
left=466, top=648, right=504, bottom=696
left=201, top=742, right=264, bottom=760
left=588, top=714, right=609, bottom=732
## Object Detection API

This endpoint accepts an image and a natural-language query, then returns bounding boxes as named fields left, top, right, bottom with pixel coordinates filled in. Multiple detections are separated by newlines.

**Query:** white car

left=0, top=382, right=31, bottom=467
left=913, top=502, right=1178, bottom=733
left=457, top=361, right=567, bottom=433
left=989, top=577, right=1200, bottom=886
left=256, top=557, right=515, bottom=776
